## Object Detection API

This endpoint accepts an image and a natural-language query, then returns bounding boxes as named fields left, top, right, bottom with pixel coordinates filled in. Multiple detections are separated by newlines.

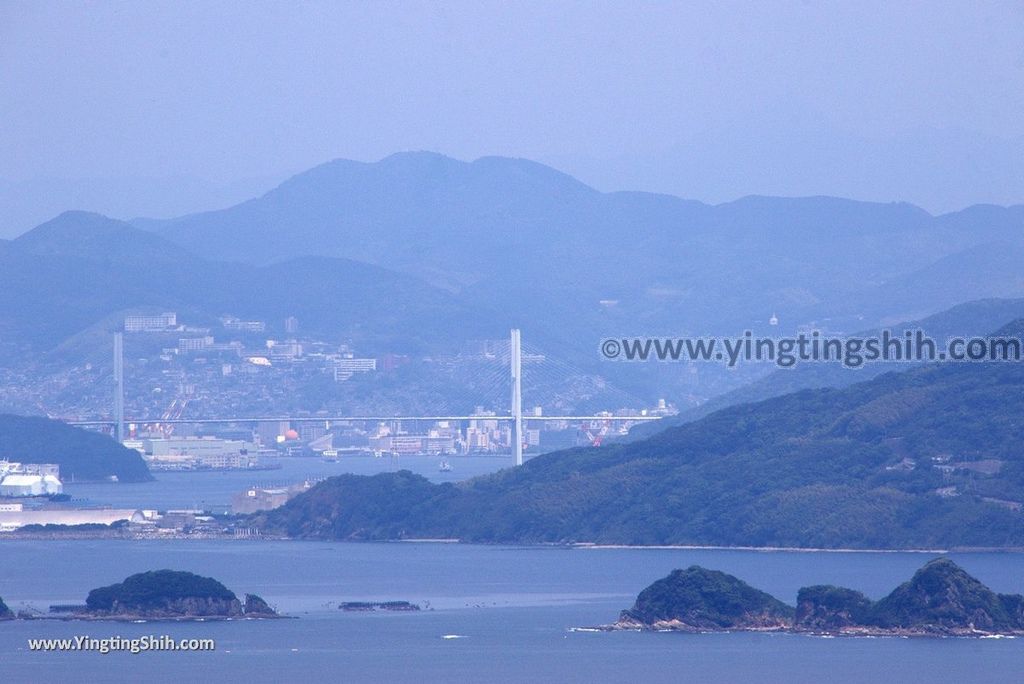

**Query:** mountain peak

left=617, top=565, right=795, bottom=630
left=14, top=210, right=195, bottom=262
left=870, top=558, right=1017, bottom=631
left=22, top=210, right=131, bottom=234
left=469, top=155, right=598, bottom=195
left=720, top=194, right=934, bottom=229
left=270, top=151, right=596, bottom=201
left=380, top=150, right=462, bottom=165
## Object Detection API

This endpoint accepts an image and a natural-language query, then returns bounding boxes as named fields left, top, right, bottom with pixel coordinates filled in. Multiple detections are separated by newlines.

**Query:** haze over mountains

left=139, top=152, right=1024, bottom=341
left=0, top=174, right=283, bottom=240
left=3, top=152, right=1024, bottom=409
left=4, top=155, right=1024, bottom=548
left=628, top=297, right=1024, bottom=440
left=0, top=211, right=498, bottom=355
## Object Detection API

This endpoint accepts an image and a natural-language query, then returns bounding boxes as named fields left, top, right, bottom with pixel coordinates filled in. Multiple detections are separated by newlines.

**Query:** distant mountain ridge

left=0, top=211, right=500, bottom=353
left=13, top=211, right=195, bottom=264
left=627, top=297, right=1024, bottom=441
left=137, top=152, right=1024, bottom=341
left=5, top=153, right=1024, bottom=410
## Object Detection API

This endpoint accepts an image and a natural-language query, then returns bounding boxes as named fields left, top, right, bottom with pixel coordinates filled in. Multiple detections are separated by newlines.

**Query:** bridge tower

left=510, top=328, right=523, bottom=466
left=113, top=332, right=125, bottom=443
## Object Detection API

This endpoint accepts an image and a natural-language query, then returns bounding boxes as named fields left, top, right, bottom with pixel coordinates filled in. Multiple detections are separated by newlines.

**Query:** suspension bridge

left=69, top=329, right=666, bottom=466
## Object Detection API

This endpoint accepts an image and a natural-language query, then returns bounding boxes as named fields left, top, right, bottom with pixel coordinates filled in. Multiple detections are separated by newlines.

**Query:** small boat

left=438, top=460, right=452, bottom=472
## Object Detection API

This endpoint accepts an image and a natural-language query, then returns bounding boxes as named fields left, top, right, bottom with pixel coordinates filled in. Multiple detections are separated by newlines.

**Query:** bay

left=1, top=540, right=1022, bottom=683
left=62, top=455, right=511, bottom=511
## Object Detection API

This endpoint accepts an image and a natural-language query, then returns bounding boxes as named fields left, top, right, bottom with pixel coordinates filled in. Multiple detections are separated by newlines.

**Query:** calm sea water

left=2, top=541, right=1023, bottom=683
left=63, top=455, right=512, bottom=511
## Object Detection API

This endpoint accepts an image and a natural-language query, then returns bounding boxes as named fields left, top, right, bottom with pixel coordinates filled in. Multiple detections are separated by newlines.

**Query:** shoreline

left=588, top=623, right=1024, bottom=639
left=570, top=543, right=956, bottom=554
left=4, top=533, right=1024, bottom=554
left=7, top=614, right=290, bottom=622
left=6, top=532, right=1024, bottom=557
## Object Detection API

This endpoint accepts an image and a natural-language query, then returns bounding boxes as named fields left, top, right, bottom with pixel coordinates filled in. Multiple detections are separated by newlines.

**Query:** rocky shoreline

left=2, top=569, right=285, bottom=622
left=17, top=613, right=287, bottom=622
left=603, top=619, right=1023, bottom=638
left=601, top=559, right=1024, bottom=638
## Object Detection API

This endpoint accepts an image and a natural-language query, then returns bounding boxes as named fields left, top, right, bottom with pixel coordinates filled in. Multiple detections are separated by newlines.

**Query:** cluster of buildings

left=13, top=309, right=680, bottom=442
left=0, top=462, right=148, bottom=533
left=231, top=480, right=316, bottom=514
left=123, top=437, right=265, bottom=471
left=359, top=411, right=541, bottom=455
left=220, top=315, right=267, bottom=333
left=142, top=312, right=386, bottom=384
left=104, top=310, right=412, bottom=422
left=0, top=503, right=240, bottom=536
left=0, top=503, right=147, bottom=532
left=0, top=461, right=63, bottom=497
left=123, top=312, right=178, bottom=333
left=114, top=397, right=675, bottom=462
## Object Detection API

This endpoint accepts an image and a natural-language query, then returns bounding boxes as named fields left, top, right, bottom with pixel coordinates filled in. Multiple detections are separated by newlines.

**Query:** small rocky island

left=75, top=569, right=280, bottom=620
left=612, top=558, right=1024, bottom=637
left=617, top=566, right=794, bottom=631
left=0, top=595, right=13, bottom=620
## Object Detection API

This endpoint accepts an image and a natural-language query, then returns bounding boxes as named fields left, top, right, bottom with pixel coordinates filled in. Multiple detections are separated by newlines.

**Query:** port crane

left=579, top=421, right=609, bottom=447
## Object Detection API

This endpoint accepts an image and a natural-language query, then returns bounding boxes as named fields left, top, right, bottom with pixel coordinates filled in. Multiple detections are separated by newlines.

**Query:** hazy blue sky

left=1, top=0, right=1023, bottom=232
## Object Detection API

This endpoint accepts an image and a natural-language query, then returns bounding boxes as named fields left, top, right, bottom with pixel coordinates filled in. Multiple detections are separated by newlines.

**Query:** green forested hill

left=621, top=566, right=795, bottom=629
left=0, top=414, right=151, bottom=482
left=257, top=332, right=1024, bottom=548
left=626, top=297, right=1024, bottom=442
left=85, top=570, right=236, bottom=612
